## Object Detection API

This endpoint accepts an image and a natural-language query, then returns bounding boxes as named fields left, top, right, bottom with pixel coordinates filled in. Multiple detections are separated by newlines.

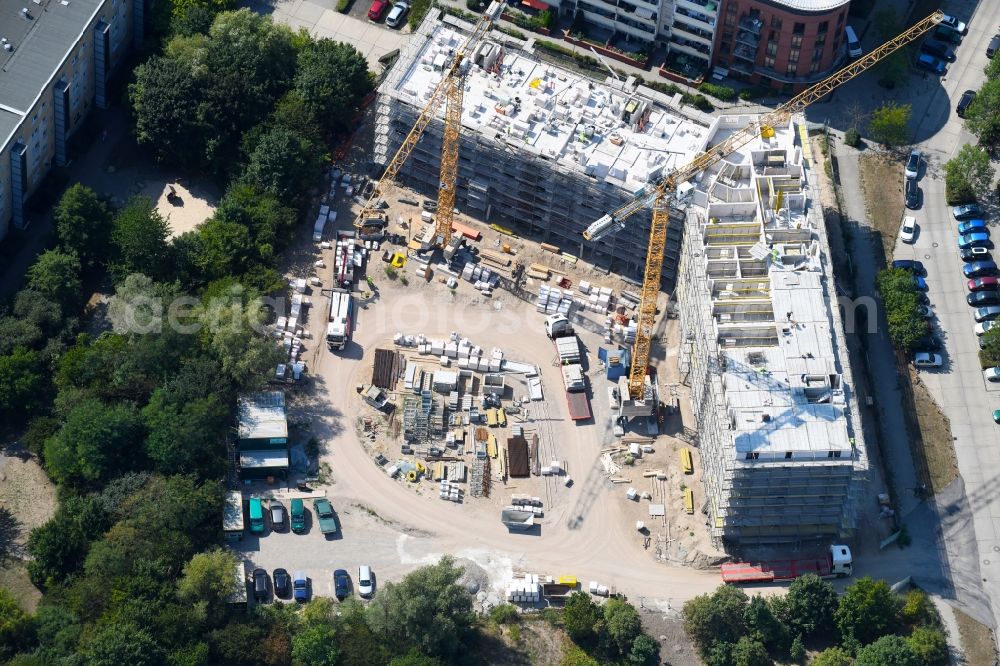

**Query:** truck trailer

left=720, top=545, right=853, bottom=584
left=326, top=289, right=353, bottom=351
left=561, top=364, right=592, bottom=420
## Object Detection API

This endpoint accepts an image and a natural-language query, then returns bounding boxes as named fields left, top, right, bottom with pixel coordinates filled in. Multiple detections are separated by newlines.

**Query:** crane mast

left=595, top=11, right=944, bottom=400
left=355, top=2, right=505, bottom=246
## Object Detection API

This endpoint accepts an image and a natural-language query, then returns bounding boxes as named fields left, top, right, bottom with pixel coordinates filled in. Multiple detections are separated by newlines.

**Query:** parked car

left=961, top=247, right=991, bottom=262
left=248, top=497, right=265, bottom=534
left=970, top=277, right=1000, bottom=291
left=333, top=569, right=351, bottom=600
left=939, top=14, right=967, bottom=35
left=958, top=90, right=977, bottom=118
left=313, top=498, right=339, bottom=535
left=913, top=276, right=928, bottom=290
left=913, top=352, right=943, bottom=368
left=993, top=409, right=1000, bottom=423
left=918, top=304, right=933, bottom=318
left=358, top=565, right=374, bottom=598
left=968, top=290, right=1000, bottom=306
left=958, top=233, right=991, bottom=249
left=293, top=572, right=309, bottom=602
left=988, top=34, right=1000, bottom=59
left=904, top=179, right=920, bottom=210
left=253, top=568, right=269, bottom=602
left=904, top=150, right=921, bottom=179
left=954, top=203, right=984, bottom=220
left=892, top=259, right=925, bottom=274
left=958, top=219, right=988, bottom=235
left=269, top=501, right=286, bottom=531
left=964, top=261, right=997, bottom=278
left=274, top=568, right=290, bottom=598
left=975, top=306, right=1000, bottom=322
left=976, top=321, right=997, bottom=336
left=934, top=25, right=962, bottom=44
left=290, top=498, right=306, bottom=533
left=385, top=1, right=409, bottom=27
left=921, top=38, right=956, bottom=61
left=916, top=53, right=947, bottom=75
left=914, top=333, right=943, bottom=351
left=368, top=0, right=390, bottom=20
left=985, top=367, right=1000, bottom=382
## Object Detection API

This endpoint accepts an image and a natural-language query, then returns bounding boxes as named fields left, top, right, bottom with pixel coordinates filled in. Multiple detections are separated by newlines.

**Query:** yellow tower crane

left=355, top=1, right=506, bottom=247
left=583, top=11, right=944, bottom=400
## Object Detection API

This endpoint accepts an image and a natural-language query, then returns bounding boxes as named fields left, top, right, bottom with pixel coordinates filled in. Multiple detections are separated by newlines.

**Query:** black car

left=273, top=568, right=290, bottom=598
left=269, top=501, right=286, bottom=531
left=957, top=90, right=976, bottom=118
left=968, top=290, right=1000, bottom=307
left=253, top=568, right=269, bottom=602
left=988, top=34, right=1000, bottom=59
left=333, top=569, right=351, bottom=600
left=914, top=334, right=943, bottom=351
left=922, top=38, right=956, bottom=62
left=904, top=177, right=920, bottom=209
left=961, top=247, right=992, bottom=262
left=892, top=259, right=926, bottom=275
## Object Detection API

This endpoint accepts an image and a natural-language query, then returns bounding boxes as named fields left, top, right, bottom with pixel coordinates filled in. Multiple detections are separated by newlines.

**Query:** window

left=786, top=63, right=797, bottom=76
left=721, top=43, right=730, bottom=54
left=788, top=48, right=800, bottom=62
left=837, top=10, right=845, bottom=24
left=791, top=35, right=803, bottom=47
left=816, top=33, right=826, bottom=46
left=793, top=22, right=805, bottom=34
left=810, top=61, right=821, bottom=73
left=766, top=40, right=777, bottom=56
left=724, top=12, right=736, bottom=27
left=770, top=16, right=781, bottom=30
left=818, top=20, right=828, bottom=33
left=723, top=30, right=733, bottom=40
left=784, top=451, right=793, bottom=459
left=827, top=450, right=842, bottom=458
left=745, top=452, right=759, bottom=460
left=764, top=55, right=775, bottom=68
left=813, top=46, right=824, bottom=61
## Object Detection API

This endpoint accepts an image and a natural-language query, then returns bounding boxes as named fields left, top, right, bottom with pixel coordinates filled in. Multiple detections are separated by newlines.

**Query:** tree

left=43, top=399, right=143, bottom=486
left=965, top=78, right=1000, bottom=146
left=876, top=51, right=909, bottom=90
left=27, top=249, right=82, bottom=312
left=729, top=636, right=772, bottom=666
left=130, top=56, right=208, bottom=167
left=111, top=196, right=173, bottom=280
left=241, top=125, right=325, bottom=205
left=602, top=598, right=642, bottom=656
left=193, top=217, right=258, bottom=282
left=628, top=634, right=659, bottom=666
left=560, top=646, right=600, bottom=666
left=81, top=622, right=163, bottom=666
left=26, top=496, right=110, bottom=587
left=143, top=388, right=228, bottom=475
left=844, top=127, right=862, bottom=148
left=789, top=634, right=805, bottom=664
left=876, top=268, right=929, bottom=353
left=55, top=184, right=112, bottom=269
left=906, top=626, right=948, bottom=666
left=811, top=647, right=854, bottom=666
left=784, top=574, right=838, bottom=639
left=177, top=549, right=239, bottom=615
left=291, top=624, right=338, bottom=666
left=562, top=592, right=601, bottom=644
left=202, top=300, right=284, bottom=390
left=944, top=144, right=995, bottom=203
left=0, top=347, right=49, bottom=422
left=744, top=594, right=787, bottom=652
left=294, top=39, right=372, bottom=133
left=683, top=585, right=749, bottom=655
left=835, top=577, right=900, bottom=645
left=214, top=183, right=298, bottom=250
left=868, top=103, right=912, bottom=148
left=365, top=556, right=473, bottom=659
left=855, top=634, right=920, bottom=666
left=0, top=588, right=35, bottom=661
left=899, top=590, right=936, bottom=629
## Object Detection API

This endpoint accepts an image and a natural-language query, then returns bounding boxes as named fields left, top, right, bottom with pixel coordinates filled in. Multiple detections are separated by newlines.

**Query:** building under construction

left=374, top=12, right=711, bottom=280
left=676, top=114, right=868, bottom=547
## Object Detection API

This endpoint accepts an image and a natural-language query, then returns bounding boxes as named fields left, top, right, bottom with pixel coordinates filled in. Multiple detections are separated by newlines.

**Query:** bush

left=690, top=94, right=714, bottom=112
left=490, top=604, right=519, bottom=625
left=385, top=266, right=398, bottom=280
left=945, top=170, right=976, bottom=205
left=739, top=86, right=769, bottom=101
left=408, top=0, right=431, bottom=29
left=844, top=127, right=862, bottom=147
left=336, top=0, right=351, bottom=12
left=465, top=0, right=483, bottom=9
left=698, top=82, right=736, bottom=101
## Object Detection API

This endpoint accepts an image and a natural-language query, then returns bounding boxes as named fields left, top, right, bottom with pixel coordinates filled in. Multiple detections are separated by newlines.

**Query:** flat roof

left=383, top=21, right=708, bottom=196
left=691, top=114, right=856, bottom=460
left=763, top=0, right=850, bottom=11
left=237, top=392, right=288, bottom=441
left=240, top=450, right=290, bottom=468
left=0, top=0, right=104, bottom=148
left=223, top=491, right=244, bottom=530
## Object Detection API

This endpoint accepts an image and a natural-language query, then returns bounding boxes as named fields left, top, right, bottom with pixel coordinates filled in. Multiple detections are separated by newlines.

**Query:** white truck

left=326, top=289, right=353, bottom=351
left=333, top=233, right=356, bottom=289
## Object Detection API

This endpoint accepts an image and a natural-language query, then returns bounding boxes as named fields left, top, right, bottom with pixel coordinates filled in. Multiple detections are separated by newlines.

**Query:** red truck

left=721, top=545, right=853, bottom=584
left=561, top=364, right=592, bottom=421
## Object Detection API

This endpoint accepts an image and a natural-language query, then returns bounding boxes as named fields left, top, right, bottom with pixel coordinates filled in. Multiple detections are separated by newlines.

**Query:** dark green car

left=290, top=498, right=306, bottom=533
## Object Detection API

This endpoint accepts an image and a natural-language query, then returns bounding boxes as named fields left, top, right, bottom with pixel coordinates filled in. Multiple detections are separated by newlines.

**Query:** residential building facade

left=0, top=0, right=141, bottom=240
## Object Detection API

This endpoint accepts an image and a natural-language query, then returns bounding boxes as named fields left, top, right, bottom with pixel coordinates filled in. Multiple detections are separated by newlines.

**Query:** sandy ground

left=0, top=449, right=57, bottom=610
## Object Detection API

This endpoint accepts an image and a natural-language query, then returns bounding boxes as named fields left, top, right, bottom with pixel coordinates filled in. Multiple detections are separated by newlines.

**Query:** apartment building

left=676, top=114, right=868, bottom=546
left=376, top=13, right=713, bottom=278
left=0, top=0, right=140, bottom=240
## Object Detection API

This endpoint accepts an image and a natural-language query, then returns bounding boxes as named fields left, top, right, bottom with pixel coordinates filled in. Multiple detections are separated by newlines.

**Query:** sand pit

left=150, top=181, right=218, bottom=239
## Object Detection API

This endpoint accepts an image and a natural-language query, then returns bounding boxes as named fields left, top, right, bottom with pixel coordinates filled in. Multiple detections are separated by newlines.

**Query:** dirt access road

left=299, top=257, right=723, bottom=606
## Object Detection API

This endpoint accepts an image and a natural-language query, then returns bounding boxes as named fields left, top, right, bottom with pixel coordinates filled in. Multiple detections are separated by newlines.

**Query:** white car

left=986, top=367, right=1000, bottom=382
left=358, top=565, right=374, bottom=598
left=385, top=1, right=409, bottom=28
left=900, top=216, right=917, bottom=244
left=940, top=14, right=967, bottom=35
left=904, top=150, right=921, bottom=179
left=913, top=352, right=942, bottom=368
left=976, top=321, right=997, bottom=336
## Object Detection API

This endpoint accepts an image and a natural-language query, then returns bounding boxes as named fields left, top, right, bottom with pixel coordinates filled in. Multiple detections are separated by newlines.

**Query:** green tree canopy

left=130, top=55, right=208, bottom=167
left=0, top=588, right=35, bottom=661
left=241, top=124, right=326, bottom=205
left=683, top=585, right=749, bottom=656
left=602, top=598, right=642, bottom=656
left=111, top=196, right=173, bottom=281
left=744, top=595, right=787, bottom=652
left=27, top=249, right=82, bottom=313
left=0, top=347, right=49, bottom=423
left=81, top=622, right=163, bottom=666
left=26, top=496, right=110, bottom=587
left=177, top=548, right=239, bottom=615
left=855, top=634, right=920, bottom=666
left=784, top=574, right=838, bottom=639
left=906, top=626, right=948, bottom=666
left=43, top=399, right=144, bottom=486
left=876, top=268, right=929, bottom=353
left=562, top=592, right=601, bottom=644
left=944, top=144, right=995, bottom=202
left=729, top=636, right=772, bottom=666
left=628, top=633, right=659, bottom=665
left=294, top=39, right=373, bottom=133
left=811, top=646, right=854, bottom=666
left=868, top=103, right=912, bottom=148
left=143, top=387, right=228, bottom=476
left=835, top=577, right=900, bottom=645
left=55, top=184, right=112, bottom=270
left=365, top=556, right=473, bottom=659
left=965, top=78, right=1000, bottom=146
left=291, top=623, right=339, bottom=666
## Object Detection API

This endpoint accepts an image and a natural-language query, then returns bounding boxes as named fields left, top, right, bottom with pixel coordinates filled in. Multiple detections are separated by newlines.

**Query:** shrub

left=844, top=127, right=861, bottom=147
left=698, top=82, right=736, bottom=101
left=336, top=0, right=351, bottom=12
left=490, top=604, right=519, bottom=625
left=465, top=0, right=483, bottom=9
left=690, top=94, right=714, bottom=112
left=739, top=86, right=769, bottom=101
left=384, top=266, right=398, bottom=280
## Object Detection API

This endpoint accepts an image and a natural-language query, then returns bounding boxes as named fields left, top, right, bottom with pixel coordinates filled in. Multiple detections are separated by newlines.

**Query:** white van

left=845, top=26, right=862, bottom=58
left=358, top=565, right=374, bottom=598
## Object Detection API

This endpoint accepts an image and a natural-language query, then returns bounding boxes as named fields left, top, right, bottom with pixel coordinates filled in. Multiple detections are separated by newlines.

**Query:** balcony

left=675, top=6, right=715, bottom=29
left=730, top=59, right=754, bottom=75
left=668, top=34, right=711, bottom=57
left=735, top=29, right=759, bottom=48
left=732, top=43, right=757, bottom=62
left=738, top=14, right=763, bottom=34
left=677, top=0, right=717, bottom=16
left=671, top=20, right=713, bottom=45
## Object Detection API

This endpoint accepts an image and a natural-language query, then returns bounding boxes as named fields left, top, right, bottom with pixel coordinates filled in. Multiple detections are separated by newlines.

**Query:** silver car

left=385, top=1, right=409, bottom=27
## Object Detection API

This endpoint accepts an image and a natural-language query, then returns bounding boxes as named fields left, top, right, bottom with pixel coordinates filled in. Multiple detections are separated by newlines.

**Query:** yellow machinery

left=582, top=11, right=944, bottom=400
left=355, top=1, right=506, bottom=247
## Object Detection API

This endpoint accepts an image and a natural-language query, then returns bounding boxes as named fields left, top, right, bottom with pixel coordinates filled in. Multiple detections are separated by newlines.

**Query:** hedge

left=697, top=82, right=736, bottom=102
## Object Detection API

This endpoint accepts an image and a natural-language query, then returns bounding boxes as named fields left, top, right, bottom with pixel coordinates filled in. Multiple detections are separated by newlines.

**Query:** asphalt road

left=884, top=8, right=1000, bottom=630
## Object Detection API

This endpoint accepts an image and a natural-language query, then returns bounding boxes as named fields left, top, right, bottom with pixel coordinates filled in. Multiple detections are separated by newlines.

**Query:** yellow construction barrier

left=497, top=408, right=507, bottom=427
left=680, top=448, right=693, bottom=475
left=558, top=575, right=578, bottom=586
left=683, top=488, right=694, bottom=514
